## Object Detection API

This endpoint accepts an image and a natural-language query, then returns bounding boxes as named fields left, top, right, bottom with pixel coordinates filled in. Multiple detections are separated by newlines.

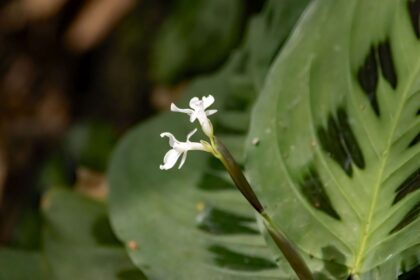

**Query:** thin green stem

left=214, top=137, right=263, bottom=213
left=213, top=137, right=313, bottom=280
left=262, top=212, right=314, bottom=280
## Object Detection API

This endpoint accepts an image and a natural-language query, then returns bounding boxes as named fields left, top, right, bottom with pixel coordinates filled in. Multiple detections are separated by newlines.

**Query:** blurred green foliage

left=64, top=122, right=117, bottom=171
left=151, top=0, right=244, bottom=84
left=0, top=189, right=145, bottom=280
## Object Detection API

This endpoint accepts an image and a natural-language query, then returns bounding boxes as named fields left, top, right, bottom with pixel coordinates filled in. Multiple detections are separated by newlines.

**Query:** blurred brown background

left=0, top=0, right=263, bottom=248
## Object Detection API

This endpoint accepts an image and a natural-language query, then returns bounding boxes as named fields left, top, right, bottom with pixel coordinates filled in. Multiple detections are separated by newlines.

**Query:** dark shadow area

left=390, top=201, right=420, bottom=234
left=196, top=205, right=258, bottom=235
left=393, top=167, right=420, bottom=205
left=208, top=244, right=277, bottom=271
left=92, top=214, right=121, bottom=246
left=399, top=263, right=420, bottom=280
left=313, top=245, right=348, bottom=280
left=117, top=268, right=148, bottom=280
left=299, top=166, right=341, bottom=220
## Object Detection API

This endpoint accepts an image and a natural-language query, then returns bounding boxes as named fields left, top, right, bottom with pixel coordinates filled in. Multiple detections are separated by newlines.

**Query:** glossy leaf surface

left=247, top=0, right=420, bottom=278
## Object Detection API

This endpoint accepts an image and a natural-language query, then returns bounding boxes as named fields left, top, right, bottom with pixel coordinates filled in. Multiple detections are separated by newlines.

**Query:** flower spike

left=159, top=93, right=313, bottom=280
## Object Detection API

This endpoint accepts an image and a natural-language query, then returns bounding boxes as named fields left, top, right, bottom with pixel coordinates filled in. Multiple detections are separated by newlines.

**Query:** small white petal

left=178, top=151, right=188, bottom=169
left=163, top=148, right=177, bottom=163
left=202, top=95, right=215, bottom=109
left=160, top=149, right=182, bottom=170
left=205, top=109, right=217, bottom=116
left=171, top=103, right=193, bottom=115
left=189, top=97, right=201, bottom=109
left=189, top=112, right=198, bottom=122
left=160, top=132, right=178, bottom=147
left=186, top=128, right=198, bottom=141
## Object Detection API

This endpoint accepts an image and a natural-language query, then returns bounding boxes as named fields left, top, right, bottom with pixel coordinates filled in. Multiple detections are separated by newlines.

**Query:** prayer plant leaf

left=247, top=0, right=420, bottom=279
left=107, top=0, right=309, bottom=279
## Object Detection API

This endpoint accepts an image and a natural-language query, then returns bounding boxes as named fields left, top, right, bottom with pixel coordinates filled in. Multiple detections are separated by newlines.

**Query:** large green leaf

left=247, top=0, right=420, bottom=279
left=108, top=0, right=310, bottom=279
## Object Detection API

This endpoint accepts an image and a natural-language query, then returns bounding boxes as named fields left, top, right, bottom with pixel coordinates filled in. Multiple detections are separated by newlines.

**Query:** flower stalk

left=262, top=212, right=314, bottom=280
left=214, top=136, right=313, bottom=280
left=160, top=95, right=313, bottom=280
left=213, top=137, right=263, bottom=213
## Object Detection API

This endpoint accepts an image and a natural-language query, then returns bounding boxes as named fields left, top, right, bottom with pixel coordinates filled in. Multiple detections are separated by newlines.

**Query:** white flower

left=160, top=129, right=207, bottom=170
left=171, top=95, right=217, bottom=137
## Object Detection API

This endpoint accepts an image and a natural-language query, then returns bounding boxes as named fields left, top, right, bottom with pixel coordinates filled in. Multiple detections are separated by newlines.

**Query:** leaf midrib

left=351, top=51, right=420, bottom=275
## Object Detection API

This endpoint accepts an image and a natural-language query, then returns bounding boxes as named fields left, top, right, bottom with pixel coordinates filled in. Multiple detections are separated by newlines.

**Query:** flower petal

left=186, top=128, right=197, bottom=141
left=202, top=95, right=215, bottom=109
left=160, top=132, right=178, bottom=147
left=160, top=149, right=182, bottom=170
left=189, top=97, right=201, bottom=109
left=189, top=112, right=198, bottom=122
left=205, top=109, right=217, bottom=116
left=178, top=151, right=188, bottom=169
left=170, top=103, right=193, bottom=115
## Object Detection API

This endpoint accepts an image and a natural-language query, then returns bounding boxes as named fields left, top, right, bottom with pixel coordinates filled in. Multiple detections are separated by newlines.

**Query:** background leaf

left=247, top=0, right=420, bottom=279
left=0, top=249, right=48, bottom=280
left=42, top=189, right=146, bottom=280
left=151, top=0, right=243, bottom=84
left=0, top=189, right=144, bottom=280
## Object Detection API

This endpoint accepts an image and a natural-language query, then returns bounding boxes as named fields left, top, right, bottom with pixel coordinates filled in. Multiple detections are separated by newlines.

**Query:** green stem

left=213, top=137, right=313, bottom=280
left=262, top=212, right=314, bottom=280
left=214, top=137, right=263, bottom=213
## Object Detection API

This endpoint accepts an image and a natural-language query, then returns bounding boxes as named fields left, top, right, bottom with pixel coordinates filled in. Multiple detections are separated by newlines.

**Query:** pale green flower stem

left=212, top=136, right=314, bottom=280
